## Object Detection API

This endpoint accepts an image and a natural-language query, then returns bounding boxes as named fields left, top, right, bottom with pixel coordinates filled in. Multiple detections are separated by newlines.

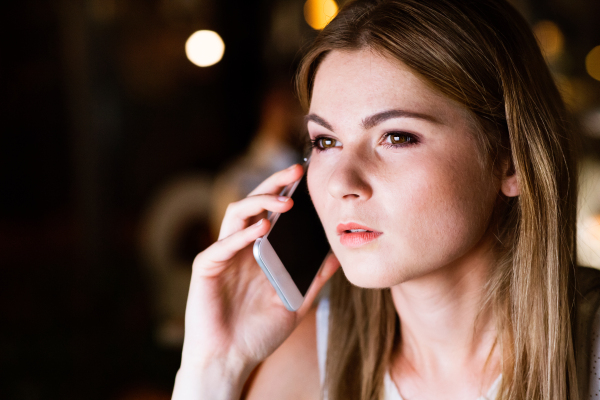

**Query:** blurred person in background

left=137, top=81, right=303, bottom=348
left=209, top=81, right=304, bottom=239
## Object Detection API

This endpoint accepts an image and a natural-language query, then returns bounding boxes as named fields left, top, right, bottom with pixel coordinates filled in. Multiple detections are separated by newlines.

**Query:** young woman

left=171, top=0, right=600, bottom=399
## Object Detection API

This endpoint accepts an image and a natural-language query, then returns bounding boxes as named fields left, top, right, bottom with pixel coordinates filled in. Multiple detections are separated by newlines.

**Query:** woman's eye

left=320, top=138, right=337, bottom=148
left=311, top=137, right=341, bottom=151
left=384, top=132, right=417, bottom=146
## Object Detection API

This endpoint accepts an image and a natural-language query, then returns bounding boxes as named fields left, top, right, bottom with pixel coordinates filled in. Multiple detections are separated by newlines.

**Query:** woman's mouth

left=336, top=223, right=383, bottom=248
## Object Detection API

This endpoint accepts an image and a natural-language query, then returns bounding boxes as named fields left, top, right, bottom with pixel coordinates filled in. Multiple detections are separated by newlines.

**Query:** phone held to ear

left=253, top=159, right=331, bottom=311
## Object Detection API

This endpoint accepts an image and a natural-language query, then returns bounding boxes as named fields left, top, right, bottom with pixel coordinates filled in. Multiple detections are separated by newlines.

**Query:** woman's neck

left=389, top=234, right=501, bottom=399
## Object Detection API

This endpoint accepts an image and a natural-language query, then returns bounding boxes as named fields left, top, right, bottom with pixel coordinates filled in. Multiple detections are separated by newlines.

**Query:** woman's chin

left=339, top=261, right=414, bottom=289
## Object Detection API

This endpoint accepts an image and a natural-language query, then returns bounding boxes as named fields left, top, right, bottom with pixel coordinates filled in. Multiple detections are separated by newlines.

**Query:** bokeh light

left=304, top=0, right=338, bottom=30
left=553, top=73, right=575, bottom=108
left=533, top=20, right=564, bottom=62
left=185, top=30, right=225, bottom=67
left=586, top=46, right=600, bottom=81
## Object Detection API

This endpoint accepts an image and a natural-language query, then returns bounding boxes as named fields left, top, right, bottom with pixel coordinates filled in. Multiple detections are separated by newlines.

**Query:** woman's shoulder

left=243, top=306, right=321, bottom=400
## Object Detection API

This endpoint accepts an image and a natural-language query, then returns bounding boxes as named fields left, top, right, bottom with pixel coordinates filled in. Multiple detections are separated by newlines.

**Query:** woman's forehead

left=309, top=49, right=464, bottom=127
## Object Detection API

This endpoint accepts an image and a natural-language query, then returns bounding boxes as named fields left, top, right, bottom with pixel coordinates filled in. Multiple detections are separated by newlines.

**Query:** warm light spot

left=586, top=46, right=600, bottom=81
left=553, top=73, right=575, bottom=108
left=185, top=30, right=225, bottom=67
left=533, top=20, right=564, bottom=62
left=304, top=0, right=338, bottom=30
left=587, top=215, right=600, bottom=252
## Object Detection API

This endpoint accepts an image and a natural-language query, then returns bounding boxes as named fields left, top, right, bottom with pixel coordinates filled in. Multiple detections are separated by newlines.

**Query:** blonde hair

left=295, top=0, right=579, bottom=399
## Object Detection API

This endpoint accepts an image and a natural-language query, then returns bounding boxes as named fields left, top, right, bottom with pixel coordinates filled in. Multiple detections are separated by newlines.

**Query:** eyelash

left=310, top=132, right=419, bottom=152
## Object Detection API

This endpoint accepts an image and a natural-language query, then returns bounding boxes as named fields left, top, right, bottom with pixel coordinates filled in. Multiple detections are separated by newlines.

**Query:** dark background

left=2, top=0, right=600, bottom=399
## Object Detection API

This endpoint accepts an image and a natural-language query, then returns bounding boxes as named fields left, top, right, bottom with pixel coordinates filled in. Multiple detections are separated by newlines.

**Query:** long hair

left=295, top=0, right=579, bottom=399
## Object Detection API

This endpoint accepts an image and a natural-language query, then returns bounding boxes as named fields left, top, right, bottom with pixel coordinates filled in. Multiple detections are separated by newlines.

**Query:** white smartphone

left=253, top=159, right=330, bottom=311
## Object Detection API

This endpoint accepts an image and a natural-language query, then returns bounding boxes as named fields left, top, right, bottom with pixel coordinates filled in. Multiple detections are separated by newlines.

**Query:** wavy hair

left=295, top=0, right=579, bottom=399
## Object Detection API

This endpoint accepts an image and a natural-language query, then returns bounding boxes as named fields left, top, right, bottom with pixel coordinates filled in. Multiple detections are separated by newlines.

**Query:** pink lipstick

left=336, top=223, right=383, bottom=248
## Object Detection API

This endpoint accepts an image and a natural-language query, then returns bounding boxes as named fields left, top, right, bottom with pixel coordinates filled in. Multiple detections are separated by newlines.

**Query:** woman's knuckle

left=192, top=251, right=206, bottom=270
left=225, top=200, right=240, bottom=214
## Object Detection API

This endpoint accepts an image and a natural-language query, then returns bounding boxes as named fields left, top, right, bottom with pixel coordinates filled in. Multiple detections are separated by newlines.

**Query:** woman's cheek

left=307, top=164, right=329, bottom=224
left=391, top=156, right=492, bottom=265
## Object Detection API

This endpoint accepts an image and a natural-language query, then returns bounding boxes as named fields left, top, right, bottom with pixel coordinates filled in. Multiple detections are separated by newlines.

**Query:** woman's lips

left=339, top=231, right=383, bottom=247
left=336, top=223, right=383, bottom=248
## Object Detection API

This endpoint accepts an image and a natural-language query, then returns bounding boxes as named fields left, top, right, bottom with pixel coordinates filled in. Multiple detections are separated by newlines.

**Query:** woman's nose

left=326, top=156, right=373, bottom=200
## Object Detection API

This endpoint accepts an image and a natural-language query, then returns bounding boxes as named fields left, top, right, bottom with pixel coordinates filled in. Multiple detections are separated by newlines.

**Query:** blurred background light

left=304, top=0, right=338, bottom=30
left=586, top=45, right=600, bottom=81
left=533, top=20, right=564, bottom=62
left=583, top=109, right=600, bottom=138
left=553, top=73, right=575, bottom=108
left=578, top=159, right=600, bottom=269
left=185, top=30, right=225, bottom=67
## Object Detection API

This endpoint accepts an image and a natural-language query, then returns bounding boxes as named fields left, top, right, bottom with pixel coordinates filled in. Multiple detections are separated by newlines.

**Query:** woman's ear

left=500, top=156, right=519, bottom=197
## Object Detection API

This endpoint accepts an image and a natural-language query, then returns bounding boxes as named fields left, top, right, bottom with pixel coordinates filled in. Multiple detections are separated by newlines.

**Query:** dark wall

left=1, top=1, right=274, bottom=398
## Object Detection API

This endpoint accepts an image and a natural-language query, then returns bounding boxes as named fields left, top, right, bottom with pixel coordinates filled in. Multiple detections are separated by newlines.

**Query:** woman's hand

left=172, top=164, right=340, bottom=400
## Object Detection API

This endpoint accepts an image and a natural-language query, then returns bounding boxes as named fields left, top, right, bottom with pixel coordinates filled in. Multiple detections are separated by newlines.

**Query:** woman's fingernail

left=278, top=196, right=290, bottom=202
left=286, top=164, right=297, bottom=170
left=253, top=218, right=264, bottom=227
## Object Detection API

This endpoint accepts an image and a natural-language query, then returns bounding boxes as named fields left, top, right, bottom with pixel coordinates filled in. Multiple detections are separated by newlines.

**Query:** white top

left=316, top=297, right=600, bottom=400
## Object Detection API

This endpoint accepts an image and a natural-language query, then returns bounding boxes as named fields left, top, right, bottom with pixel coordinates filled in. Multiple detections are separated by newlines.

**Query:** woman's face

left=307, top=49, right=501, bottom=288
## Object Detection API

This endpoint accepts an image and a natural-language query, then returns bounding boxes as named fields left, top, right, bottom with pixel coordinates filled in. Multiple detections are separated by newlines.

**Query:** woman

left=171, top=0, right=600, bottom=399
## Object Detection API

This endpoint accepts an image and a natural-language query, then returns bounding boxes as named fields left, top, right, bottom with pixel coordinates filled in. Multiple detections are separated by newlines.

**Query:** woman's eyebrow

left=362, top=109, right=441, bottom=129
left=305, top=109, right=441, bottom=132
left=305, top=114, right=334, bottom=131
